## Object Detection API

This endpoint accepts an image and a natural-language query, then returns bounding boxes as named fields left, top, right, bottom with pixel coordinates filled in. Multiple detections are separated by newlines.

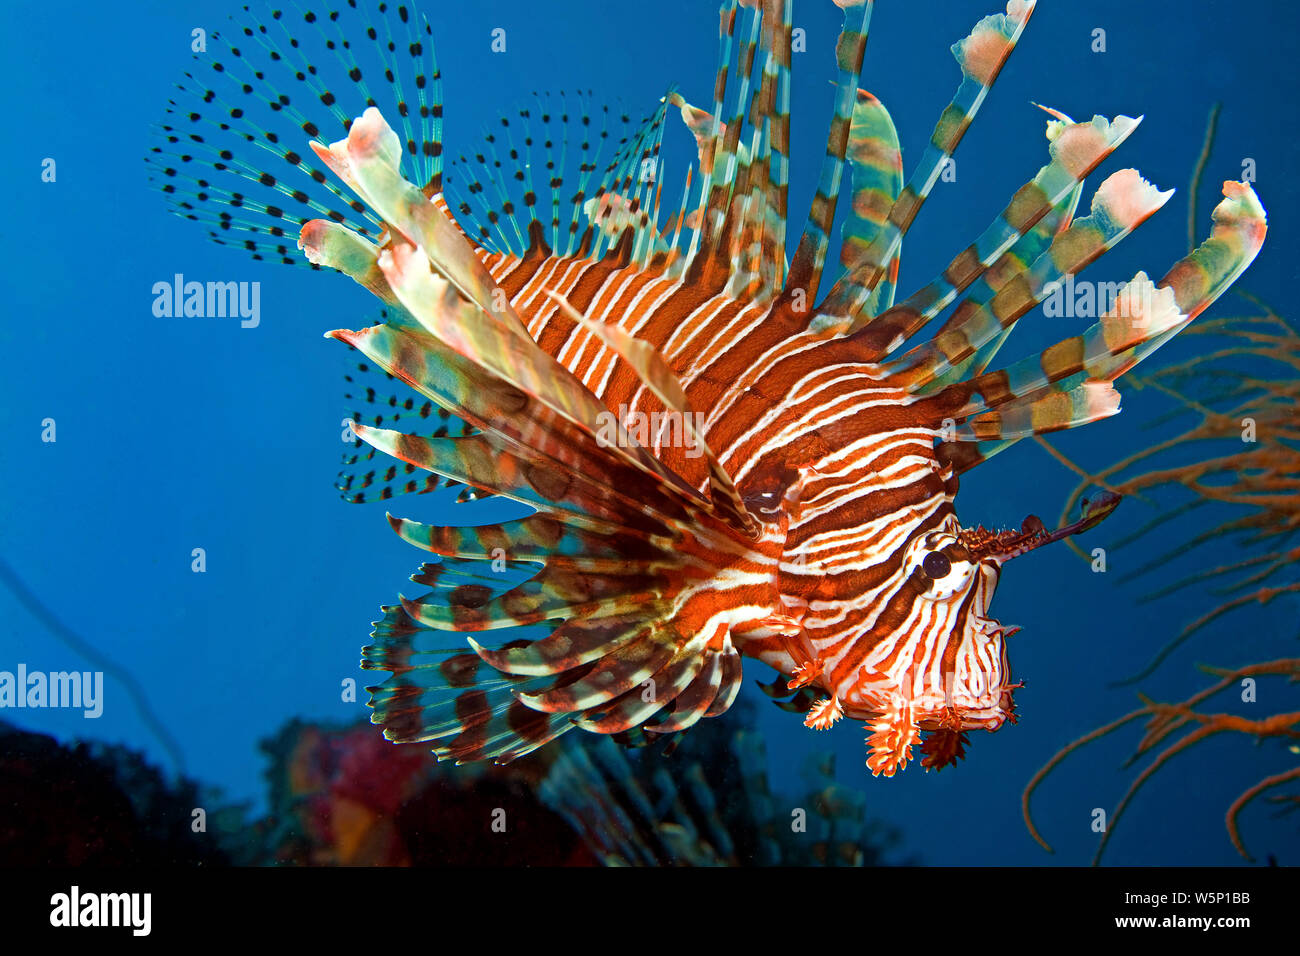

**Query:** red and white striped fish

left=151, top=0, right=1266, bottom=775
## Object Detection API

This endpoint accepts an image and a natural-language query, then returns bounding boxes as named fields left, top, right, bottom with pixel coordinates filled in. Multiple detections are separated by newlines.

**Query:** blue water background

left=1, top=0, right=1297, bottom=865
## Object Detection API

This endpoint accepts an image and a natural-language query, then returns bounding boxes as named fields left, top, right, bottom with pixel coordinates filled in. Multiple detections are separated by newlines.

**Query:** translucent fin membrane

left=444, top=92, right=670, bottom=261
left=148, top=1, right=442, bottom=266
left=337, top=340, right=484, bottom=505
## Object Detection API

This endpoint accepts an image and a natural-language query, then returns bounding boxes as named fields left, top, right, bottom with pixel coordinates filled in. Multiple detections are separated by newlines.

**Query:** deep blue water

left=1, top=0, right=1297, bottom=865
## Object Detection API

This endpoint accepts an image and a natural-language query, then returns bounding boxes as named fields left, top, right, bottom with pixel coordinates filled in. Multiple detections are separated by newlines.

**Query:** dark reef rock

left=0, top=705, right=911, bottom=867
left=0, top=721, right=254, bottom=866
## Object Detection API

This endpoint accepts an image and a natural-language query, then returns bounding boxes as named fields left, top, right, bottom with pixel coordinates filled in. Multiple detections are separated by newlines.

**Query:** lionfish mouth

left=959, top=490, right=1123, bottom=565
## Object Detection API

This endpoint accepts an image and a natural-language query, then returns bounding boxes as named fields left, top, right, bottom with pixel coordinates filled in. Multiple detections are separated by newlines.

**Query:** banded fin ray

left=816, top=0, right=1038, bottom=326
left=845, top=112, right=1142, bottom=359
left=932, top=180, right=1267, bottom=473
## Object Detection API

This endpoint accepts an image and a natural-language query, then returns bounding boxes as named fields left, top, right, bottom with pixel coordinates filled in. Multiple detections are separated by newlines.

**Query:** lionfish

left=151, top=0, right=1266, bottom=776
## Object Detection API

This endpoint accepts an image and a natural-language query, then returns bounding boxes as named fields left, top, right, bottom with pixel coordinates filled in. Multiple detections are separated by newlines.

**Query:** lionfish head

left=838, top=491, right=1121, bottom=776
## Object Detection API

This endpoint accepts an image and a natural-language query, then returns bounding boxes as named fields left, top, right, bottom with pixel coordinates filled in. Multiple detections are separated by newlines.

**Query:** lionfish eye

left=921, top=551, right=952, bottom=579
